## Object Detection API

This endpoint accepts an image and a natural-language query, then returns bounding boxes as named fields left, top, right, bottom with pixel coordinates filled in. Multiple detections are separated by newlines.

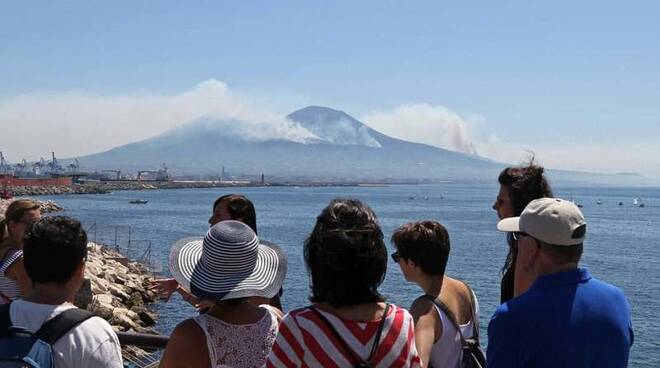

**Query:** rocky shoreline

left=80, top=243, right=159, bottom=335
left=5, top=180, right=368, bottom=197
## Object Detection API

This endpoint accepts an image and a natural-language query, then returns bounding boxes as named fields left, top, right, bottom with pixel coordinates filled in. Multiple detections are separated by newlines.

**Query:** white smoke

left=0, top=79, right=316, bottom=161
left=361, top=104, right=479, bottom=155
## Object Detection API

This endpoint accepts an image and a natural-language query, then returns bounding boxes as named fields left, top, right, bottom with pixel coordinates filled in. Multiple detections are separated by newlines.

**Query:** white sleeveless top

left=0, top=248, right=23, bottom=303
left=193, top=305, right=279, bottom=368
left=429, top=292, right=479, bottom=368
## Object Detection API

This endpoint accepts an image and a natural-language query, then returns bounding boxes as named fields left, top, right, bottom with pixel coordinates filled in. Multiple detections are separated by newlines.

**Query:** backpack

left=422, top=282, right=486, bottom=368
left=0, top=303, right=94, bottom=368
left=309, top=304, right=391, bottom=368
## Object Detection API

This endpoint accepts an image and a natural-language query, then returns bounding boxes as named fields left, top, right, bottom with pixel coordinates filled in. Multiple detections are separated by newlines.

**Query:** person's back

left=8, top=299, right=123, bottom=368
left=192, top=304, right=279, bottom=368
left=4, top=216, right=123, bottom=368
left=488, top=269, right=632, bottom=367
left=428, top=277, right=478, bottom=368
left=271, top=303, right=418, bottom=367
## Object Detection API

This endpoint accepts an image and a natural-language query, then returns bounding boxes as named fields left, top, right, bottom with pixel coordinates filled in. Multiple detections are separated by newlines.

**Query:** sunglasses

left=391, top=252, right=402, bottom=263
left=511, top=232, right=529, bottom=242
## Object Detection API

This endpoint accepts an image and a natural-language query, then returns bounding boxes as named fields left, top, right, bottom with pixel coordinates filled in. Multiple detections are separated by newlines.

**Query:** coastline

left=2, top=179, right=401, bottom=197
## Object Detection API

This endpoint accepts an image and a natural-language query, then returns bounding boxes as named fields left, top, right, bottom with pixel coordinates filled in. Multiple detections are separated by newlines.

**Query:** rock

left=131, top=306, right=156, bottom=326
left=133, top=326, right=159, bottom=335
left=128, top=291, right=144, bottom=308
left=74, top=279, right=93, bottom=309
left=92, top=301, right=115, bottom=320
left=109, top=284, right=130, bottom=303
left=110, top=314, right=140, bottom=330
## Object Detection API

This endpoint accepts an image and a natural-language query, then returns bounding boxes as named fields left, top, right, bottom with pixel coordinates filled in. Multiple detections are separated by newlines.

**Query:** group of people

left=0, top=162, right=634, bottom=368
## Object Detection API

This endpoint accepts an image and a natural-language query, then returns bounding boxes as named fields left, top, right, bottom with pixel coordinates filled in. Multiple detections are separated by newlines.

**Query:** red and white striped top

left=266, top=303, right=421, bottom=368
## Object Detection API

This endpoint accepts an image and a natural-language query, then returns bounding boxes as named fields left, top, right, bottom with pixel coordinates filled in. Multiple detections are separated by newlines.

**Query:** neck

left=539, top=263, right=579, bottom=276
left=26, top=283, right=76, bottom=305
left=416, top=274, right=444, bottom=297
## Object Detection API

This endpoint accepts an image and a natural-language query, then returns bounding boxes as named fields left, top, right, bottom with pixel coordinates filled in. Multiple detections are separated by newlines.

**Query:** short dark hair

left=304, top=198, right=386, bottom=308
left=23, top=216, right=88, bottom=284
left=392, top=221, right=450, bottom=276
left=213, top=194, right=257, bottom=234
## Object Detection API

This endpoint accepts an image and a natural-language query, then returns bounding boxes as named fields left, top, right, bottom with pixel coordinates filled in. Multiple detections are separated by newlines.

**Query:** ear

left=518, top=238, right=541, bottom=273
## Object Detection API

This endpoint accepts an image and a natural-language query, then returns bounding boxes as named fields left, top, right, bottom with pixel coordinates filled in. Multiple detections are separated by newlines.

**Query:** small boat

left=618, top=202, right=624, bottom=206
left=633, top=198, right=645, bottom=207
left=596, top=200, right=602, bottom=205
left=129, top=200, right=148, bottom=204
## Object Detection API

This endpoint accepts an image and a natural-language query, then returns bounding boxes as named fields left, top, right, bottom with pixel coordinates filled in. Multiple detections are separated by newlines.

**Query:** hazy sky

left=1, top=1, right=659, bottom=178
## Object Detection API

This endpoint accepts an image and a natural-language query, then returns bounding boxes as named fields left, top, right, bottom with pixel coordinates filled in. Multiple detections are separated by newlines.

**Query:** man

left=6, top=216, right=123, bottom=367
left=488, top=198, right=633, bottom=367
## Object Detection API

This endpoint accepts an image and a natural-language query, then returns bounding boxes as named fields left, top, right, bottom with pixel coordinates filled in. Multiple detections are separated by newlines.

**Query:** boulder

left=73, top=279, right=93, bottom=309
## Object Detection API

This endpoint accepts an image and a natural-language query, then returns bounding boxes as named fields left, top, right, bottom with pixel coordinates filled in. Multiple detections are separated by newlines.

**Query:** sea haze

left=43, top=184, right=659, bottom=367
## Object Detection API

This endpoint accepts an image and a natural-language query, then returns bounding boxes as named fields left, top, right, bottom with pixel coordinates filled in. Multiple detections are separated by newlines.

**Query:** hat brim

left=497, top=217, right=521, bottom=233
left=169, top=236, right=287, bottom=301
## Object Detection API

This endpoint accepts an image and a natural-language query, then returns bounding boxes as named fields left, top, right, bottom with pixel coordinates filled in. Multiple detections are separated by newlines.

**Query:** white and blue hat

left=169, top=220, right=287, bottom=301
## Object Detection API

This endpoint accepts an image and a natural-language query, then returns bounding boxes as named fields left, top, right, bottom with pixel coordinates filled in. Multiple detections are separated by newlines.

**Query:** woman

left=150, top=194, right=283, bottom=309
left=392, top=221, right=483, bottom=368
left=0, top=199, right=41, bottom=303
left=493, top=162, right=553, bottom=302
left=160, top=220, right=287, bottom=368
left=266, top=199, right=421, bottom=368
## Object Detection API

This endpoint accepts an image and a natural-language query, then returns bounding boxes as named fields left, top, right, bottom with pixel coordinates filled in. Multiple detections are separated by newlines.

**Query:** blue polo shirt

left=487, top=268, right=633, bottom=368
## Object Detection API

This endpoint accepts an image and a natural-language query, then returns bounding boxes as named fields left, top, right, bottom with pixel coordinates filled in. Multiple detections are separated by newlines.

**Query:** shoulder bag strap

left=35, top=308, right=95, bottom=345
left=421, top=295, right=468, bottom=347
left=309, top=306, right=363, bottom=365
left=309, top=303, right=391, bottom=365
left=460, top=281, right=479, bottom=342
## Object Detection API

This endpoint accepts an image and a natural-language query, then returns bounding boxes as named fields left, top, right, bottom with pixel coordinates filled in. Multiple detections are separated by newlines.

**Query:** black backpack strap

left=35, top=308, right=95, bottom=345
left=0, top=303, right=11, bottom=337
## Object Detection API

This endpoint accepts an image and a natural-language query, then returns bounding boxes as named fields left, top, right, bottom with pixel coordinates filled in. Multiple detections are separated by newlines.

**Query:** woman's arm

left=6, top=257, right=32, bottom=297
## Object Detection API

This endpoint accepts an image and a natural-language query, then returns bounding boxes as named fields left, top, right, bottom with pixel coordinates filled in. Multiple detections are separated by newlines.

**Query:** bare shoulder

left=160, top=318, right=210, bottom=368
left=409, top=296, right=438, bottom=322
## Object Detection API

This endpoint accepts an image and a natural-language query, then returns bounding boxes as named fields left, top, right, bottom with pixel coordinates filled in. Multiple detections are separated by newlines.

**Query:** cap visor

left=497, top=217, right=521, bottom=232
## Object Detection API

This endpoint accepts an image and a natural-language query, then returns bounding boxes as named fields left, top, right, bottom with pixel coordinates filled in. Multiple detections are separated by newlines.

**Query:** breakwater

left=81, top=242, right=158, bottom=335
left=5, top=179, right=374, bottom=197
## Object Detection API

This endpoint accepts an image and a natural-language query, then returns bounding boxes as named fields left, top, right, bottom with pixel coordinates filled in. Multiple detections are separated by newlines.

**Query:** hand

left=195, top=299, right=216, bottom=312
left=148, top=278, right=179, bottom=301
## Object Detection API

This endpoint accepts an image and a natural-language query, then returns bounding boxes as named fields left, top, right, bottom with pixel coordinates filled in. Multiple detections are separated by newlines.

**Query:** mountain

left=77, top=106, right=502, bottom=180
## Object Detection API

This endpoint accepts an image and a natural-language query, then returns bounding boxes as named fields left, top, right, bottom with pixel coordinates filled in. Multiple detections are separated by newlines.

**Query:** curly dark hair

left=304, top=198, right=387, bottom=308
left=392, top=221, right=450, bottom=276
left=498, top=162, right=554, bottom=216
left=497, top=160, right=553, bottom=302
left=23, top=216, right=88, bottom=284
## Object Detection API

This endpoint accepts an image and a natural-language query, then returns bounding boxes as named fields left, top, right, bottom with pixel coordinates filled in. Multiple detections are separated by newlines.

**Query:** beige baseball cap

left=497, top=198, right=586, bottom=246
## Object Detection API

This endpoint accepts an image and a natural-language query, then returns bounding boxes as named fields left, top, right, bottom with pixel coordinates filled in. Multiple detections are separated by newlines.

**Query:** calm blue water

left=41, top=184, right=660, bottom=367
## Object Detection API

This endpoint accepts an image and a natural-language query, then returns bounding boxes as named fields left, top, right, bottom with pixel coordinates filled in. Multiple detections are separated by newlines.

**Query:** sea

left=41, top=183, right=660, bottom=367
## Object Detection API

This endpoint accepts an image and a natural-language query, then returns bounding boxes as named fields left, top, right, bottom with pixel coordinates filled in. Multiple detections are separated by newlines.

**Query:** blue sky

left=1, top=1, right=659, bottom=177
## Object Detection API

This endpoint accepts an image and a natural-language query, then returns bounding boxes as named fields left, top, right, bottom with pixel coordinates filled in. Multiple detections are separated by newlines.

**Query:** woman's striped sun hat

left=169, top=220, right=286, bottom=301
